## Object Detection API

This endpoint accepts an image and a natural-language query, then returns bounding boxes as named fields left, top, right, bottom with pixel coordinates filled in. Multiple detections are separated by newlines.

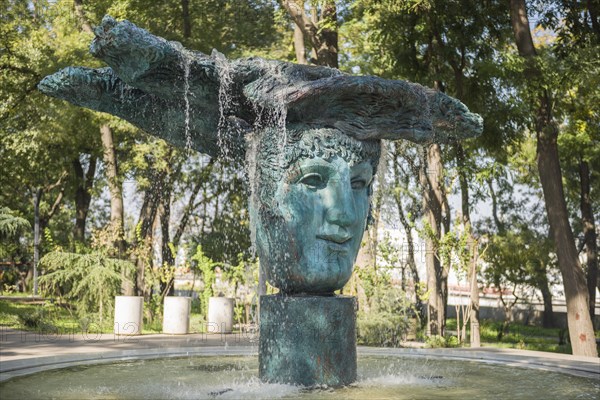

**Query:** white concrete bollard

left=114, top=296, right=143, bottom=335
left=163, top=296, right=191, bottom=334
left=208, top=297, right=234, bottom=333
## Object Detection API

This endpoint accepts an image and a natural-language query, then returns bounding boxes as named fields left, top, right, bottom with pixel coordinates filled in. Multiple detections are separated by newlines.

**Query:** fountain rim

left=1, top=346, right=598, bottom=383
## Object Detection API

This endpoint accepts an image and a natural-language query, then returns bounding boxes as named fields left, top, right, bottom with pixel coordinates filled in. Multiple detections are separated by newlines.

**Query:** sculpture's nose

left=323, top=178, right=357, bottom=228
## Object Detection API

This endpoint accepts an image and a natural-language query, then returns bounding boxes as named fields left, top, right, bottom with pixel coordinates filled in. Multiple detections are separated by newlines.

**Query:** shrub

left=357, top=285, right=417, bottom=347
left=17, top=308, right=57, bottom=331
left=39, top=250, right=134, bottom=322
left=446, top=335, right=460, bottom=348
left=357, top=313, right=410, bottom=347
left=425, top=335, right=447, bottom=348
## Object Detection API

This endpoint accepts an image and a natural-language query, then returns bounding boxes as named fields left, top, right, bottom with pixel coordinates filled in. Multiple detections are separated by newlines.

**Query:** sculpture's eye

left=300, top=173, right=325, bottom=189
left=351, top=179, right=367, bottom=190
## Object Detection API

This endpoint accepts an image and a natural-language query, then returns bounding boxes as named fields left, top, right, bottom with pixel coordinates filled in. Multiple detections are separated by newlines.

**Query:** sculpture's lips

left=317, top=235, right=352, bottom=254
left=323, top=242, right=350, bottom=254
left=316, top=234, right=352, bottom=244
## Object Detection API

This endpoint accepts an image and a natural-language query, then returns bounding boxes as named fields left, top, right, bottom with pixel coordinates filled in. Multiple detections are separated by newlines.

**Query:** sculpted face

left=252, top=127, right=380, bottom=294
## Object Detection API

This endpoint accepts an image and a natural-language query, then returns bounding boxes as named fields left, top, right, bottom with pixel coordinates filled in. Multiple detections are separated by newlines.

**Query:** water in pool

left=1, top=355, right=598, bottom=399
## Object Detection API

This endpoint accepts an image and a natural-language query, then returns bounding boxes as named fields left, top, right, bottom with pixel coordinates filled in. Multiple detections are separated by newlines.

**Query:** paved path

left=0, top=328, right=257, bottom=362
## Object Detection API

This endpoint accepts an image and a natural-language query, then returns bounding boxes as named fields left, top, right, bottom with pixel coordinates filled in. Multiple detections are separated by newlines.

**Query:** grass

left=0, top=299, right=247, bottom=335
left=0, top=291, right=33, bottom=298
left=444, top=318, right=598, bottom=354
left=0, top=300, right=91, bottom=332
left=1, top=296, right=595, bottom=355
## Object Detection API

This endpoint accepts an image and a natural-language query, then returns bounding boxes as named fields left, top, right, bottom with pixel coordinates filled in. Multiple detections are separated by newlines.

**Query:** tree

left=390, top=142, right=426, bottom=322
left=0, top=207, right=31, bottom=240
left=39, top=247, right=134, bottom=323
left=1, top=0, right=106, bottom=268
left=72, top=156, right=97, bottom=243
left=282, top=0, right=339, bottom=67
left=455, top=144, right=481, bottom=346
left=508, top=0, right=597, bottom=357
left=548, top=2, right=600, bottom=325
left=342, top=0, right=514, bottom=337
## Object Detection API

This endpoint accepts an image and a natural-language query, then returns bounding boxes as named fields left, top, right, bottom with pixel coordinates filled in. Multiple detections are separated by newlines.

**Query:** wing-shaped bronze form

left=38, top=15, right=483, bottom=160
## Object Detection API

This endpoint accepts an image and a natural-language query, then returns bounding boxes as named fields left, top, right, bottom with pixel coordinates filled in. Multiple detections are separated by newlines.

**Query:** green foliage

left=0, top=299, right=82, bottom=331
left=357, top=285, right=416, bottom=347
left=17, top=308, right=53, bottom=330
left=0, top=207, right=30, bottom=240
left=191, top=245, right=219, bottom=318
left=423, top=334, right=458, bottom=348
left=357, top=313, right=410, bottom=347
left=443, top=318, right=586, bottom=354
left=425, top=334, right=446, bottom=348
left=445, top=335, right=459, bottom=348
left=482, top=223, right=556, bottom=297
left=438, top=217, right=471, bottom=280
left=102, top=0, right=284, bottom=56
left=38, top=249, right=134, bottom=320
left=0, top=207, right=31, bottom=267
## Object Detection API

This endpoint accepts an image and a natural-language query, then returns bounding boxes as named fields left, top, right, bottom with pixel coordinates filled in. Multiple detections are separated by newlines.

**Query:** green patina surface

left=259, top=294, right=357, bottom=386
left=37, top=15, right=483, bottom=386
left=38, top=15, right=482, bottom=294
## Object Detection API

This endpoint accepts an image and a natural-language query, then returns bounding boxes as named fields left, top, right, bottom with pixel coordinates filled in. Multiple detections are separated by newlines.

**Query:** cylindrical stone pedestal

left=162, top=296, right=191, bottom=334
left=207, top=297, right=234, bottom=333
left=259, top=295, right=357, bottom=387
left=114, top=296, right=143, bottom=335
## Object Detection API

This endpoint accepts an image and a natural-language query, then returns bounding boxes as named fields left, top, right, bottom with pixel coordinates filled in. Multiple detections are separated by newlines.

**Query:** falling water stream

left=181, top=49, right=193, bottom=152
left=213, top=49, right=234, bottom=160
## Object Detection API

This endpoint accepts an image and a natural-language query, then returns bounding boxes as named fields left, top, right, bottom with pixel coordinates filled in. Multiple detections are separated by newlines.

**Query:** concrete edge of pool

left=1, top=346, right=598, bottom=382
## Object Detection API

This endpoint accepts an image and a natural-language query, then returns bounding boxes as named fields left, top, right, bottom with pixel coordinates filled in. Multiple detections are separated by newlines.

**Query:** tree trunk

left=100, top=124, right=131, bottom=294
left=456, top=144, right=480, bottom=347
left=132, top=168, right=166, bottom=296
left=158, top=199, right=175, bottom=296
left=469, top=244, right=481, bottom=347
left=579, top=159, right=598, bottom=326
left=158, top=159, right=180, bottom=297
left=509, top=0, right=597, bottom=357
left=172, top=168, right=209, bottom=246
left=72, top=157, right=96, bottom=243
left=32, top=187, right=42, bottom=297
left=73, top=0, right=93, bottom=33
left=537, top=266, right=555, bottom=328
left=392, top=148, right=424, bottom=321
left=316, top=2, right=338, bottom=68
left=282, top=0, right=338, bottom=67
left=487, top=178, right=506, bottom=234
left=181, top=0, right=191, bottom=39
left=293, top=21, right=308, bottom=64
left=421, top=144, right=446, bottom=336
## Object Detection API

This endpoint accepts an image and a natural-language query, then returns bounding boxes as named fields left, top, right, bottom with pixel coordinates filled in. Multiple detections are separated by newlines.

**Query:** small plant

left=357, top=313, right=410, bottom=347
left=191, top=245, right=219, bottom=318
left=558, top=328, right=569, bottom=345
left=425, top=335, right=447, bottom=348
left=17, top=308, right=57, bottom=332
left=357, top=286, right=417, bottom=347
left=0, top=311, right=19, bottom=326
left=18, top=309, right=45, bottom=328
left=446, top=335, right=460, bottom=348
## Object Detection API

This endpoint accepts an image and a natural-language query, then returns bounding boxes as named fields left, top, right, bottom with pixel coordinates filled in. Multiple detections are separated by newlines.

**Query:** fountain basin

left=1, top=347, right=598, bottom=399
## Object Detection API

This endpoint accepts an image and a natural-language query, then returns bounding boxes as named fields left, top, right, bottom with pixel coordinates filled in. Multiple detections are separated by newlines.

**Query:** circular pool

left=1, top=348, right=598, bottom=399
